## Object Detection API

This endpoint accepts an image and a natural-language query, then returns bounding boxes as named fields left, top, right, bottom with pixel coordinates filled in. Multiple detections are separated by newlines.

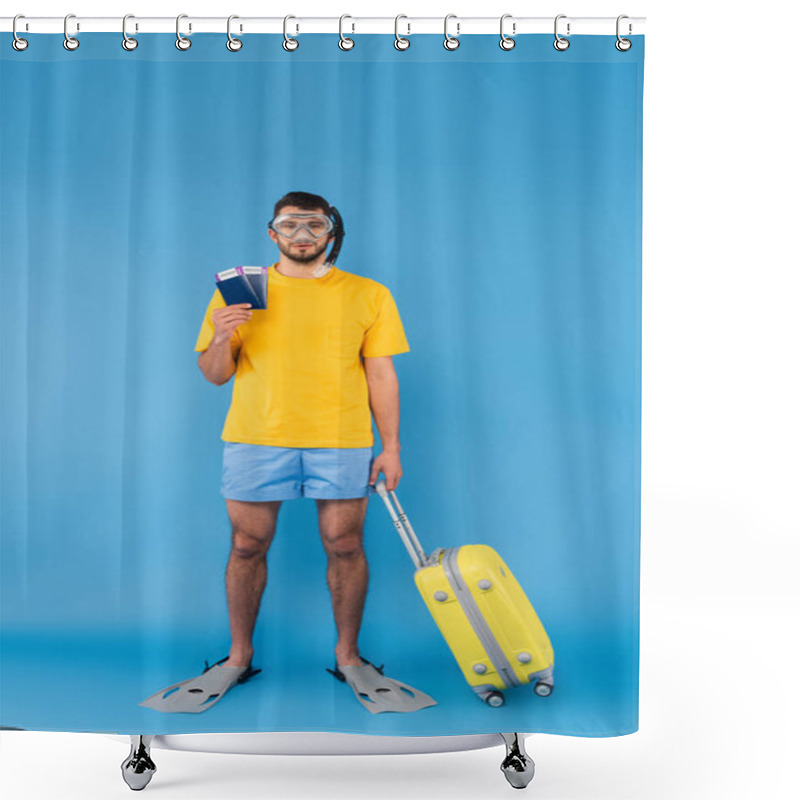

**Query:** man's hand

left=211, top=302, right=252, bottom=342
left=197, top=303, right=251, bottom=385
left=369, top=449, right=402, bottom=491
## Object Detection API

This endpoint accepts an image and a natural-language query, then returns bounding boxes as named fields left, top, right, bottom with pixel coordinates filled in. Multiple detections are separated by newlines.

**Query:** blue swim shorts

left=221, top=442, right=376, bottom=501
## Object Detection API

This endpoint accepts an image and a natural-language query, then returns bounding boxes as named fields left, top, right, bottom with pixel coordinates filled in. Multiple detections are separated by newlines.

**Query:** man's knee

left=226, top=499, right=280, bottom=557
left=322, top=528, right=365, bottom=559
left=230, top=526, right=274, bottom=558
left=317, top=497, right=368, bottom=558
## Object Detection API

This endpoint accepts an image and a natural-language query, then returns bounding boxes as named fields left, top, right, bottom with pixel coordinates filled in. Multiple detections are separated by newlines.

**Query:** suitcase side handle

left=374, top=479, right=429, bottom=569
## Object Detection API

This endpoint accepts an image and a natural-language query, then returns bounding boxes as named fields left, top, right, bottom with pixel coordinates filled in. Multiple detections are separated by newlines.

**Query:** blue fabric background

left=0, top=33, right=644, bottom=736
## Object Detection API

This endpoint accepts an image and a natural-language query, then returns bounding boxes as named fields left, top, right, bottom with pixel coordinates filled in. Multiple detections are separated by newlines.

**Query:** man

left=194, top=191, right=411, bottom=682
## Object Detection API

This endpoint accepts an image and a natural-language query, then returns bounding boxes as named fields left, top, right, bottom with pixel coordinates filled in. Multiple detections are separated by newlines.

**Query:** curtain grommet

left=394, top=15, right=410, bottom=50
left=283, top=15, right=299, bottom=51
left=122, top=14, right=138, bottom=51
left=499, top=14, right=516, bottom=51
left=339, top=15, right=355, bottom=50
left=175, top=14, right=191, bottom=50
left=554, top=14, right=570, bottom=51
left=12, top=14, right=29, bottom=51
left=63, top=13, right=80, bottom=51
left=227, top=15, right=243, bottom=51
left=443, top=14, right=460, bottom=50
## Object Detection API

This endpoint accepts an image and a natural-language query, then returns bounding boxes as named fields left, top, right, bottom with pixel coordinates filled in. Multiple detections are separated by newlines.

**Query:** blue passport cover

left=215, top=267, right=265, bottom=309
left=239, top=266, right=268, bottom=309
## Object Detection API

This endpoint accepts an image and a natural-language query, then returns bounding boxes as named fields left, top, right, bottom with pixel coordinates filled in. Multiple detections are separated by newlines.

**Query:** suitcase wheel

left=484, top=691, right=505, bottom=708
left=534, top=681, right=554, bottom=697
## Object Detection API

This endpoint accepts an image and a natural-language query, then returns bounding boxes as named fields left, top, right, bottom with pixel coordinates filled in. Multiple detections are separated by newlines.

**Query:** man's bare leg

left=224, top=498, right=282, bottom=667
left=316, top=496, right=370, bottom=667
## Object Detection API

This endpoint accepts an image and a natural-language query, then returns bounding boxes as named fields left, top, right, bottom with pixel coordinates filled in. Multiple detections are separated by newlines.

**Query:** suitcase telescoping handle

left=374, top=479, right=429, bottom=569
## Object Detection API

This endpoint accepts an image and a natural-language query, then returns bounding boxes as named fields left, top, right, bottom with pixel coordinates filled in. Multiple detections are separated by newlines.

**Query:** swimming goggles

left=269, top=213, right=334, bottom=240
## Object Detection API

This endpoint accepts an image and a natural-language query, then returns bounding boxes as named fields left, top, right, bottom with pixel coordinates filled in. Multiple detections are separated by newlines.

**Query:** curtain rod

left=2, top=16, right=646, bottom=36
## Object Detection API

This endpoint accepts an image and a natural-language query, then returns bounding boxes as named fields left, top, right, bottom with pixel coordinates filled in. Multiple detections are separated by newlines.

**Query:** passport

left=215, top=266, right=267, bottom=309
left=239, top=266, right=269, bottom=309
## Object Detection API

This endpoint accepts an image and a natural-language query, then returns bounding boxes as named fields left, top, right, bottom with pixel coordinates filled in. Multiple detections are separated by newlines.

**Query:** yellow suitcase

left=375, top=480, right=554, bottom=707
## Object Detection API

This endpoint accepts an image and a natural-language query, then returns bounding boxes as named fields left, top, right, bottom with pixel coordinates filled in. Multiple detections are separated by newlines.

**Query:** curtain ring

left=499, top=14, right=515, bottom=51
left=283, top=15, right=299, bottom=51
left=12, top=14, right=28, bottom=52
left=553, top=14, right=570, bottom=51
left=227, top=15, right=243, bottom=51
left=443, top=14, right=460, bottom=50
left=63, top=13, right=80, bottom=51
left=176, top=14, right=191, bottom=50
left=339, top=15, right=355, bottom=50
left=122, top=14, right=138, bottom=51
left=394, top=15, right=410, bottom=50
left=615, top=15, right=632, bottom=51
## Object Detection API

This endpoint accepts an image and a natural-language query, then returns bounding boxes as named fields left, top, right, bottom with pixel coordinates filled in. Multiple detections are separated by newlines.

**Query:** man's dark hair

left=273, top=191, right=331, bottom=219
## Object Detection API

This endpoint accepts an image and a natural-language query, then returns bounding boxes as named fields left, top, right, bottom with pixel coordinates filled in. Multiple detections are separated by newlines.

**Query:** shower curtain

left=0, top=28, right=644, bottom=738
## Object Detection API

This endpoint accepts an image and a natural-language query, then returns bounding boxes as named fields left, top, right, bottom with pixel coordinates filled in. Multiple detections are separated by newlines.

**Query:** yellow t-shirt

left=194, top=263, right=410, bottom=448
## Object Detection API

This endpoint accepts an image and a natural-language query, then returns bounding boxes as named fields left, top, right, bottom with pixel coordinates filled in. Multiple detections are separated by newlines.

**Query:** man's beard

left=278, top=237, right=327, bottom=264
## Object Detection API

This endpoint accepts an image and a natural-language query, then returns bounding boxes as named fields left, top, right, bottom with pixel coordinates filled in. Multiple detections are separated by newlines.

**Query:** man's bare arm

left=197, top=302, right=251, bottom=385
left=198, top=338, right=238, bottom=385
left=364, top=355, right=401, bottom=452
